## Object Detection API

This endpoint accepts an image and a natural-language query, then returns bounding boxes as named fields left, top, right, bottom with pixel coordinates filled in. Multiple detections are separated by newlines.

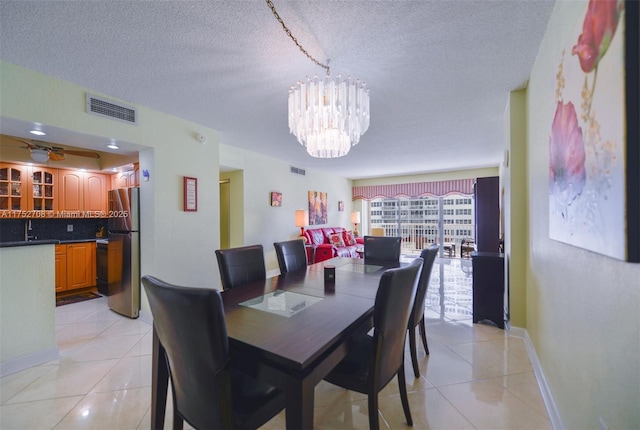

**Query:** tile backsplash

left=0, top=218, right=108, bottom=242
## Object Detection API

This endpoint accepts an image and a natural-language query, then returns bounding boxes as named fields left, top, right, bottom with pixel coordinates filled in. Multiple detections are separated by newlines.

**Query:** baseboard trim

left=509, top=326, right=564, bottom=430
left=0, top=346, right=60, bottom=377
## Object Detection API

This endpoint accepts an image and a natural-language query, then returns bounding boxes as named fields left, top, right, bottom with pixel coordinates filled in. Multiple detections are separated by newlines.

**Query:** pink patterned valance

left=352, top=179, right=474, bottom=201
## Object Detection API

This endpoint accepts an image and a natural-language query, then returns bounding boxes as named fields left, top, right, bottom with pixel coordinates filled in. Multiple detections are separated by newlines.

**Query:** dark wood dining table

left=151, top=257, right=403, bottom=430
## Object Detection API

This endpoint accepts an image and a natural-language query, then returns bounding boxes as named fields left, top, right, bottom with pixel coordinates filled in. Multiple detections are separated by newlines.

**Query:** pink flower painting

left=549, top=0, right=629, bottom=260
left=549, top=101, right=586, bottom=212
left=571, top=0, right=622, bottom=73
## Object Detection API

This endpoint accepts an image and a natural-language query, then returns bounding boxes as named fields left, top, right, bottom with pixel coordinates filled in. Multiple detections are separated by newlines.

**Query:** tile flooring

left=1, top=258, right=552, bottom=429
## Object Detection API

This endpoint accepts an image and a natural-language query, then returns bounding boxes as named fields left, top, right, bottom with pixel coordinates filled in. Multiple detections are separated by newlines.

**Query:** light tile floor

left=1, top=258, right=551, bottom=429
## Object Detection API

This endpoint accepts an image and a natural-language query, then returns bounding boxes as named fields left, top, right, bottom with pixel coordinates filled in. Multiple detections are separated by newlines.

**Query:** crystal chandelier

left=288, top=75, right=369, bottom=158
left=268, top=0, right=370, bottom=158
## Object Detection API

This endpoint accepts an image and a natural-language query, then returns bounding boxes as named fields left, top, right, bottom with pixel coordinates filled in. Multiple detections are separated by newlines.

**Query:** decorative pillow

left=329, top=232, right=345, bottom=248
left=343, top=230, right=357, bottom=246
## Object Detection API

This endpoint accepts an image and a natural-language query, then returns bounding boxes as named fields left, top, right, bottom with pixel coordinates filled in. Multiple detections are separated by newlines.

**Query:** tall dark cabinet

left=472, top=176, right=505, bottom=328
left=474, top=176, right=500, bottom=252
left=471, top=252, right=505, bottom=328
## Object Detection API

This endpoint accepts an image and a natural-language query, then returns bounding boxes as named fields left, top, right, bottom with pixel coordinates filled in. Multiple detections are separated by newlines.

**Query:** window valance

left=352, top=179, right=474, bottom=201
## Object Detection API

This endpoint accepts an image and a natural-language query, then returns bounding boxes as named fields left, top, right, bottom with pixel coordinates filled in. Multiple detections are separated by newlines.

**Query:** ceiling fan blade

left=48, top=151, right=65, bottom=161
left=1, top=134, right=32, bottom=148
left=55, top=149, right=101, bottom=159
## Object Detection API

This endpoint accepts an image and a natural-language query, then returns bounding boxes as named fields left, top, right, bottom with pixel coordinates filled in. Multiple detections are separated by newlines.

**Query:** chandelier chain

left=266, top=0, right=330, bottom=75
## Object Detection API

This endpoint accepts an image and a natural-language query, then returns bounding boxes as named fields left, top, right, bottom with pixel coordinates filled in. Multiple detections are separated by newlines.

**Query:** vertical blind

left=352, top=179, right=474, bottom=201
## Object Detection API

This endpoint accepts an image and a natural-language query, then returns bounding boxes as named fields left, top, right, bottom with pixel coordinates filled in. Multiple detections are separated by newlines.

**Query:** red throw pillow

left=343, top=230, right=357, bottom=246
left=329, top=232, right=345, bottom=247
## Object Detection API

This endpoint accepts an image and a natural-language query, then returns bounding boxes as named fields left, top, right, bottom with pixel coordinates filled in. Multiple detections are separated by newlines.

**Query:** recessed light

left=107, top=143, right=119, bottom=150
left=29, top=130, right=46, bottom=136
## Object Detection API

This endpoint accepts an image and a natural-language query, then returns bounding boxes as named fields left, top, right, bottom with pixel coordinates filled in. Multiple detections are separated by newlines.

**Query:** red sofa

left=303, top=227, right=364, bottom=262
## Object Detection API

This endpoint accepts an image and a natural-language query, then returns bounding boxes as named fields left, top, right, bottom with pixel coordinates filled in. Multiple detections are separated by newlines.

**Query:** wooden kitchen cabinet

left=1, top=163, right=108, bottom=217
left=28, top=166, right=57, bottom=213
left=59, top=169, right=109, bottom=214
left=59, top=169, right=83, bottom=212
left=0, top=163, right=27, bottom=212
left=56, top=242, right=97, bottom=292
left=55, top=244, right=67, bottom=292
left=110, top=163, right=139, bottom=189
left=84, top=172, right=108, bottom=213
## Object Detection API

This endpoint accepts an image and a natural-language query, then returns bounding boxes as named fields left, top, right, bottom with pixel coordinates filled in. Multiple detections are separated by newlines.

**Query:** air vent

left=86, top=93, right=138, bottom=125
left=290, top=165, right=306, bottom=176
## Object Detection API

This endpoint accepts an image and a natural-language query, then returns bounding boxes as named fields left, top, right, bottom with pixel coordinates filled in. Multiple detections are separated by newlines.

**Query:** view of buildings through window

left=368, top=194, right=475, bottom=256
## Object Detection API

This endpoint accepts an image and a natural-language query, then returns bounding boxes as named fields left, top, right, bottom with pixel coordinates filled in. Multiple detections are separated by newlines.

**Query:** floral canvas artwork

left=308, top=191, right=328, bottom=225
left=549, top=0, right=629, bottom=260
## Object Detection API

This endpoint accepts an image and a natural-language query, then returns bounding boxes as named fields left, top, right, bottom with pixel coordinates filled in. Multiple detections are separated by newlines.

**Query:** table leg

left=285, top=377, right=315, bottom=429
left=151, top=326, right=169, bottom=430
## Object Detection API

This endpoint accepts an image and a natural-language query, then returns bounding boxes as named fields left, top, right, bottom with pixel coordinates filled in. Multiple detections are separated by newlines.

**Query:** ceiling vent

left=290, top=165, right=306, bottom=176
left=86, top=93, right=138, bottom=125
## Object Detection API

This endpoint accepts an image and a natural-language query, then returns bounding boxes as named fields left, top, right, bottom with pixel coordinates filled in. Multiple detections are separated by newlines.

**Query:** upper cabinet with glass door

left=0, top=163, right=27, bottom=213
left=28, top=166, right=57, bottom=213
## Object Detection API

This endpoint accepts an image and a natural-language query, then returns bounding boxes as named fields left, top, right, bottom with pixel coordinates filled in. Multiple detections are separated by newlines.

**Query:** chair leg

left=397, top=364, right=413, bottom=426
left=172, top=411, right=183, bottom=430
left=368, top=392, right=380, bottom=430
left=408, top=326, right=420, bottom=378
left=418, top=316, right=429, bottom=355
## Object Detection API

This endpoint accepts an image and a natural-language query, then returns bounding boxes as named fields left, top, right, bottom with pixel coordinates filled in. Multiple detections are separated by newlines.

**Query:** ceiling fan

left=0, top=134, right=100, bottom=163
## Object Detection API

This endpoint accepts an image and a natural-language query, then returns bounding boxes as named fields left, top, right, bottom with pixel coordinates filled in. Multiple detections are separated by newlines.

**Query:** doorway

left=219, top=179, right=230, bottom=249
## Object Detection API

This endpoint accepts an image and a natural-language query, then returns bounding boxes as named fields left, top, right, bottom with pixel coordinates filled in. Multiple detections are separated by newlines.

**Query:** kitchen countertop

left=0, top=238, right=100, bottom=248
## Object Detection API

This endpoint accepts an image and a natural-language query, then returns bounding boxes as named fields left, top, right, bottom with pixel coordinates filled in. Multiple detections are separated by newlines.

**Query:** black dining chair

left=215, top=244, right=266, bottom=290
left=323, top=257, right=424, bottom=430
left=273, top=239, right=307, bottom=273
left=408, top=244, right=439, bottom=377
left=141, top=275, right=285, bottom=430
left=363, top=235, right=402, bottom=262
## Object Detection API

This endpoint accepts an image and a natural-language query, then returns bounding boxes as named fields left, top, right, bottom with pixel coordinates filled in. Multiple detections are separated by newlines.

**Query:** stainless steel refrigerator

left=108, top=187, right=140, bottom=318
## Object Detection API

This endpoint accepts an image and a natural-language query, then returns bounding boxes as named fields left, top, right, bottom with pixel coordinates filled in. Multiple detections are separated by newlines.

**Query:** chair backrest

left=372, top=257, right=423, bottom=389
left=408, top=245, right=439, bottom=328
left=363, top=235, right=402, bottom=262
left=215, top=245, right=266, bottom=290
left=273, top=239, right=307, bottom=273
left=141, top=275, right=232, bottom=430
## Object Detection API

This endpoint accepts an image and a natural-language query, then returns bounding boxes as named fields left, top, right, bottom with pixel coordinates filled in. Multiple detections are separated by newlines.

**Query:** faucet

left=25, top=219, right=36, bottom=241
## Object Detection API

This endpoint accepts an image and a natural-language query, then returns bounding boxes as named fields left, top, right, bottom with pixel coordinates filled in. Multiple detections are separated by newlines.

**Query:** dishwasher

left=96, top=239, right=109, bottom=296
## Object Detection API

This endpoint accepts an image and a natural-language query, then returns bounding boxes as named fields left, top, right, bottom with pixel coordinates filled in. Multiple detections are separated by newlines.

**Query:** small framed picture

left=183, top=176, right=197, bottom=212
left=338, top=201, right=344, bottom=212
left=271, top=192, right=282, bottom=207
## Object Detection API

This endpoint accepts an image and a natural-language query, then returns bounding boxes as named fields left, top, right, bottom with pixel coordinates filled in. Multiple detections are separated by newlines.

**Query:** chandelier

left=288, top=75, right=369, bottom=158
left=267, top=0, right=370, bottom=158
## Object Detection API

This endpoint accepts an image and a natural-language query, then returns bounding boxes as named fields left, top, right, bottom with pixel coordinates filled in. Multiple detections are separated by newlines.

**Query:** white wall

left=220, top=144, right=354, bottom=271
left=526, top=2, right=640, bottom=428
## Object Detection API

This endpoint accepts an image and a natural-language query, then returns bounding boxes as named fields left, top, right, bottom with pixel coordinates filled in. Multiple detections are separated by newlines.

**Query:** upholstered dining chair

left=408, top=244, right=439, bottom=377
left=141, top=275, right=285, bottom=430
left=273, top=239, right=307, bottom=273
left=215, top=244, right=266, bottom=290
left=323, top=257, right=424, bottom=430
left=363, top=235, right=402, bottom=262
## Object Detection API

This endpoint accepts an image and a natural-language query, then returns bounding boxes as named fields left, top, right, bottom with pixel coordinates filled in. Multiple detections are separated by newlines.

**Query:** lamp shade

left=295, top=210, right=309, bottom=227
left=350, top=211, right=361, bottom=224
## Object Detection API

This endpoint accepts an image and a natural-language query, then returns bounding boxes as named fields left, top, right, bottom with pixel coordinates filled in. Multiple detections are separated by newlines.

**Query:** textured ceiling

left=0, top=0, right=555, bottom=179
